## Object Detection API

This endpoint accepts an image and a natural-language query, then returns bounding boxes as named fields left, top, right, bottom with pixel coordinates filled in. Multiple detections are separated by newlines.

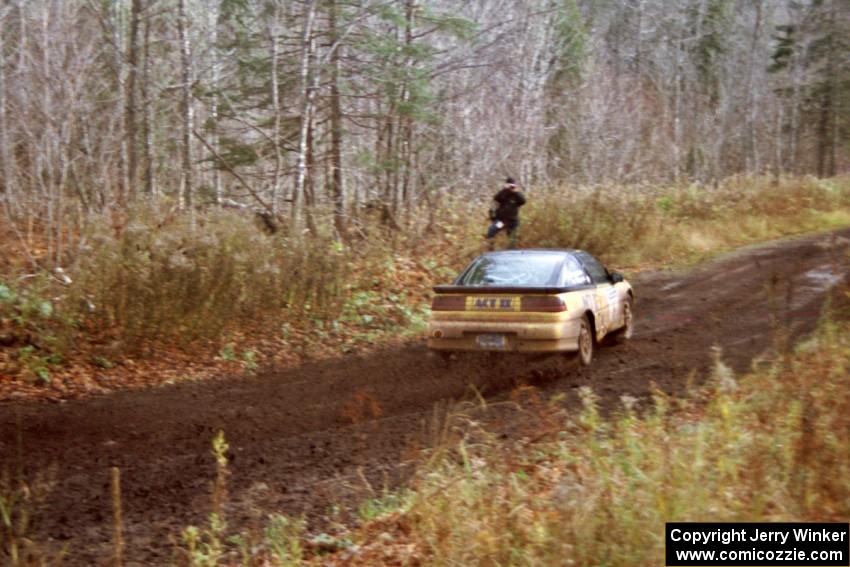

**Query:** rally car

left=427, top=249, right=634, bottom=365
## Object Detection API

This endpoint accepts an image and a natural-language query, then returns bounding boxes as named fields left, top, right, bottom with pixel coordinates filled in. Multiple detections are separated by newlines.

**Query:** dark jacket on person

left=493, top=187, right=526, bottom=222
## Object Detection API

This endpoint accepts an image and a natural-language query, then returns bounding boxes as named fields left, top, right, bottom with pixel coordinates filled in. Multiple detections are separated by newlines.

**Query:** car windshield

left=455, top=253, right=567, bottom=287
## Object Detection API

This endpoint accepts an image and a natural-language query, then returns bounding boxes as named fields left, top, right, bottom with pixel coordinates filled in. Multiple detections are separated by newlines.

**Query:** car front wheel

left=618, top=298, right=634, bottom=340
left=605, top=298, right=634, bottom=345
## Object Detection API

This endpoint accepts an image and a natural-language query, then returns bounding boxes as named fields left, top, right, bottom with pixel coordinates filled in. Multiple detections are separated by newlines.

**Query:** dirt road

left=1, top=229, right=848, bottom=565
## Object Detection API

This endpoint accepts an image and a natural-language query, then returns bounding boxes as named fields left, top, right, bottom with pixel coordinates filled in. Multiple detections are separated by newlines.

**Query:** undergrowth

left=521, top=175, right=850, bottom=265
left=0, top=175, right=848, bottom=391
left=7, top=318, right=850, bottom=564
left=155, top=303, right=850, bottom=566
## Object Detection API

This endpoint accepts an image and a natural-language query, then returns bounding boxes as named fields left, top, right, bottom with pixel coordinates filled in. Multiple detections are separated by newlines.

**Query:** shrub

left=67, top=206, right=354, bottom=350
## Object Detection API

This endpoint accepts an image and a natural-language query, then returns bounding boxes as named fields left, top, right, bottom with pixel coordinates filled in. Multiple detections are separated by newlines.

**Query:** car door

left=559, top=256, right=594, bottom=329
left=576, top=252, right=617, bottom=338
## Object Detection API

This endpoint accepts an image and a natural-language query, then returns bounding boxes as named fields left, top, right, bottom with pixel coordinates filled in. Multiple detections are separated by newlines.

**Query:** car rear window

left=455, top=253, right=567, bottom=287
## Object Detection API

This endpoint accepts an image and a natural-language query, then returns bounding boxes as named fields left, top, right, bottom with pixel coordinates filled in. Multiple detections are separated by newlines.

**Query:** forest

left=0, top=0, right=848, bottom=255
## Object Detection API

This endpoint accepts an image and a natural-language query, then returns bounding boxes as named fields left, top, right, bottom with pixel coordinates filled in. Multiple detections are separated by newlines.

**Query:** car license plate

left=476, top=333, right=506, bottom=349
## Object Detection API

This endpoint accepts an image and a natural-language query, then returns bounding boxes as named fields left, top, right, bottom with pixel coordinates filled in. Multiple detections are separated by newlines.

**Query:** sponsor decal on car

left=466, top=296, right=520, bottom=311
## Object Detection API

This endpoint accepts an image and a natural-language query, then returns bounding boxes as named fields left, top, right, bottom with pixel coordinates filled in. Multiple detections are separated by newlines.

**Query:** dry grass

left=9, top=317, right=848, bottom=564
left=327, top=311, right=850, bottom=566
left=519, top=175, right=850, bottom=266
left=0, top=175, right=848, bottom=394
left=160, top=297, right=850, bottom=566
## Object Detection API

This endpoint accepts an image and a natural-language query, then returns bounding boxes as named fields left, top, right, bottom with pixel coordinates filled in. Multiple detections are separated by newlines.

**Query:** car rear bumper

left=426, top=318, right=582, bottom=353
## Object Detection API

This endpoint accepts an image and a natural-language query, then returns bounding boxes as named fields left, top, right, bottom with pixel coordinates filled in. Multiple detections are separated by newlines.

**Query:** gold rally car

left=427, top=249, right=634, bottom=365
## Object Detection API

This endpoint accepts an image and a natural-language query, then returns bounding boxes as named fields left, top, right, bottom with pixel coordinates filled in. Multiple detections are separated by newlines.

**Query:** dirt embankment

left=1, top=228, right=848, bottom=565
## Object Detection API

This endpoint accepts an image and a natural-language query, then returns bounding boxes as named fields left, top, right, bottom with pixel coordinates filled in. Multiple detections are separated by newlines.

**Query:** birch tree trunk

left=112, top=0, right=128, bottom=206
left=817, top=0, right=838, bottom=177
left=292, top=0, right=316, bottom=225
left=744, top=1, right=762, bottom=173
left=41, top=0, right=56, bottom=261
left=328, top=0, right=346, bottom=239
left=269, top=2, right=283, bottom=215
left=400, top=0, right=415, bottom=218
left=177, top=0, right=193, bottom=210
left=141, top=3, right=155, bottom=196
left=787, top=36, right=804, bottom=174
left=672, top=36, right=683, bottom=182
left=0, top=7, right=12, bottom=211
left=125, top=0, right=141, bottom=202
left=208, top=0, right=221, bottom=204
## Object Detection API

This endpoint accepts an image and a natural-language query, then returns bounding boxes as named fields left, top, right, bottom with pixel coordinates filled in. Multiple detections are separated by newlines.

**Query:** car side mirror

left=609, top=271, right=624, bottom=283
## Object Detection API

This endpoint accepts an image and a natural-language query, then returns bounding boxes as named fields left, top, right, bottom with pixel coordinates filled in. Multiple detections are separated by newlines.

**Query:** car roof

left=478, top=248, right=585, bottom=259
left=444, top=248, right=596, bottom=291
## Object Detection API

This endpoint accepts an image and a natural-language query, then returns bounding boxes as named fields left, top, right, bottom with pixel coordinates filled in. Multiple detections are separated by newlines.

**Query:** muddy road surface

left=1, top=229, right=849, bottom=565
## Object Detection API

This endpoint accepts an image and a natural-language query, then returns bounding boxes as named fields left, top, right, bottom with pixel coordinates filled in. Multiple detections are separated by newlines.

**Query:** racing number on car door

left=582, top=286, right=612, bottom=335
left=596, top=283, right=622, bottom=334
left=606, top=285, right=620, bottom=327
left=579, top=252, right=615, bottom=335
left=595, top=286, right=610, bottom=334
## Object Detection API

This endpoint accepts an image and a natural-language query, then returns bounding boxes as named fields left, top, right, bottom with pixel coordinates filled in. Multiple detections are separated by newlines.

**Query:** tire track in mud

left=1, top=228, right=849, bottom=565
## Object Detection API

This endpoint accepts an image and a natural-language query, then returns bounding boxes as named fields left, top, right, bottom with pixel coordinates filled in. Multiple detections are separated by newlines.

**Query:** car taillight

left=521, top=296, right=566, bottom=312
left=431, top=295, right=466, bottom=311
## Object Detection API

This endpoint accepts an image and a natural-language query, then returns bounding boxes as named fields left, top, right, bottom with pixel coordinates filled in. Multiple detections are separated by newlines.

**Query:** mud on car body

left=427, top=249, right=634, bottom=365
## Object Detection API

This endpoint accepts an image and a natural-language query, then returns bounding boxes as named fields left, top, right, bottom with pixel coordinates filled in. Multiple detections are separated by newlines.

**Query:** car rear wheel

left=436, top=351, right=453, bottom=366
left=578, top=315, right=593, bottom=366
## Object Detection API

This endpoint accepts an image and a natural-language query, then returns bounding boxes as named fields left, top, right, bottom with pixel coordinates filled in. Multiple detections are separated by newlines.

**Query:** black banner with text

left=666, top=523, right=849, bottom=566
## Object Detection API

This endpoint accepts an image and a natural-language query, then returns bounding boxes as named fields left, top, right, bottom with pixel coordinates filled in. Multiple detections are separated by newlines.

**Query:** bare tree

left=125, top=0, right=142, bottom=201
left=0, top=5, right=12, bottom=209
left=141, top=0, right=156, bottom=196
left=292, top=0, right=316, bottom=225
left=0, top=0, right=846, bottom=254
left=177, top=0, right=193, bottom=210
left=328, top=0, right=346, bottom=238
left=268, top=0, right=284, bottom=215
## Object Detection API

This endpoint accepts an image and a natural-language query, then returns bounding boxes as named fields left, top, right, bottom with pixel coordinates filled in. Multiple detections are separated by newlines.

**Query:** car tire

left=578, top=315, right=594, bottom=366
left=612, top=298, right=634, bottom=342
left=437, top=351, right=453, bottom=366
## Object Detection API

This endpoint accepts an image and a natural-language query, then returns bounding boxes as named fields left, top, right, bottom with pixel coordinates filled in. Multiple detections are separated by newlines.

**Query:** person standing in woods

left=486, top=176, right=526, bottom=249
